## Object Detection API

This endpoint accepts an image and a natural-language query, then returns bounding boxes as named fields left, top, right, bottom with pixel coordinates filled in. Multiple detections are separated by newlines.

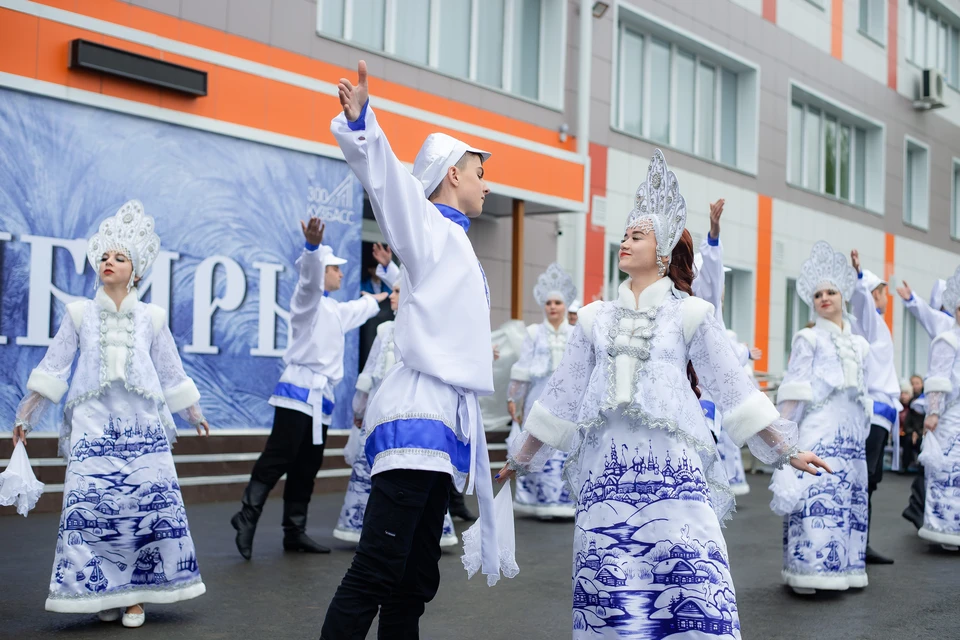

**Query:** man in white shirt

left=850, top=250, right=900, bottom=565
left=321, top=61, right=501, bottom=639
left=231, top=218, right=385, bottom=559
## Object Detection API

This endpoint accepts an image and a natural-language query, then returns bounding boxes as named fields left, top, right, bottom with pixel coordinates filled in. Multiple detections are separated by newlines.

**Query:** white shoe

left=98, top=609, right=121, bottom=622
left=791, top=587, right=816, bottom=595
left=941, top=544, right=959, bottom=551
left=122, top=606, right=145, bottom=628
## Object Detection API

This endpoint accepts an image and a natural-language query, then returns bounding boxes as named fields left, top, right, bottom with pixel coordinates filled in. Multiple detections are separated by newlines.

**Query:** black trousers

left=320, top=469, right=451, bottom=640
left=249, top=406, right=327, bottom=504
left=865, top=423, right=888, bottom=541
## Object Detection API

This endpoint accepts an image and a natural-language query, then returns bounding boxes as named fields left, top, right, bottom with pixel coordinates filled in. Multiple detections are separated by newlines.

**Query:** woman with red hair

left=497, top=151, right=828, bottom=639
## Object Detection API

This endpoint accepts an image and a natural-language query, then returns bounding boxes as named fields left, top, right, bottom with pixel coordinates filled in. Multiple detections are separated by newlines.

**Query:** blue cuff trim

left=877, top=308, right=883, bottom=315
left=304, top=242, right=320, bottom=251
left=699, top=400, right=716, bottom=421
left=706, top=234, right=719, bottom=247
left=347, top=100, right=369, bottom=131
left=858, top=272, right=864, bottom=279
left=873, top=401, right=898, bottom=425
left=908, top=293, right=915, bottom=301
left=365, top=418, right=471, bottom=474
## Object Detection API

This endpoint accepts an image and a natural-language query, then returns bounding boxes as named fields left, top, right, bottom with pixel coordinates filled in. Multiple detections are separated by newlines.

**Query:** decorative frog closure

left=606, top=305, right=659, bottom=407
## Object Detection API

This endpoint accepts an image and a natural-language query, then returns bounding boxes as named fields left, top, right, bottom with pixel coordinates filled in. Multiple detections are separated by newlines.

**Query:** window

left=615, top=20, right=752, bottom=170
left=606, top=242, right=629, bottom=301
left=784, top=278, right=811, bottom=366
left=858, top=0, right=885, bottom=43
left=723, top=268, right=753, bottom=342
left=788, top=85, right=884, bottom=212
left=317, top=0, right=565, bottom=106
left=953, top=160, right=960, bottom=239
left=908, top=0, right=960, bottom=87
left=901, top=313, right=931, bottom=376
left=904, top=138, right=930, bottom=229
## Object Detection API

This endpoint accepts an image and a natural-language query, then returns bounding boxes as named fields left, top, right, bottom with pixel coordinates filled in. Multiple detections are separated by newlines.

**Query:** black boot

left=282, top=502, right=331, bottom=554
left=865, top=546, right=895, bottom=564
left=231, top=480, right=271, bottom=560
left=448, top=486, right=476, bottom=521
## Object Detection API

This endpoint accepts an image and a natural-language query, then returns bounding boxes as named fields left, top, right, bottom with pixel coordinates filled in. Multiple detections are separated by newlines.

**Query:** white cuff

left=356, top=373, right=373, bottom=393
left=776, top=381, right=814, bottom=403
left=925, top=376, right=953, bottom=393
left=26, top=369, right=69, bottom=403
left=509, top=366, right=531, bottom=383
left=723, top=390, right=781, bottom=446
left=164, top=379, right=201, bottom=413
left=522, top=402, right=577, bottom=451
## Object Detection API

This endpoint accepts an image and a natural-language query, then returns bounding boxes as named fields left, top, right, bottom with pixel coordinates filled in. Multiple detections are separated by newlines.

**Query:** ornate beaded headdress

left=624, top=150, right=687, bottom=275
left=87, top=200, right=161, bottom=291
left=533, top=262, right=577, bottom=307
left=796, top=240, right=857, bottom=306
left=941, top=266, right=960, bottom=316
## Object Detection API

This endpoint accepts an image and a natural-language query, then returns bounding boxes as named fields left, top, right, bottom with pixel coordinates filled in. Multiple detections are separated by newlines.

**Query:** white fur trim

left=782, top=571, right=865, bottom=591
left=26, top=369, right=69, bottom=403
left=933, top=331, right=960, bottom=350
left=163, top=379, right=201, bottom=413
left=919, top=526, right=960, bottom=546
left=795, top=328, right=817, bottom=347
left=356, top=373, right=373, bottom=393
left=777, top=381, right=814, bottom=403
left=147, top=304, right=167, bottom=334
left=66, top=300, right=86, bottom=331
left=510, top=365, right=531, bottom=382
left=680, top=297, right=714, bottom=344
left=376, top=320, right=395, bottom=339
left=513, top=502, right=577, bottom=518
left=526, top=323, right=539, bottom=339
left=924, top=376, right=953, bottom=393
left=522, top=401, right=577, bottom=451
left=576, top=301, right=602, bottom=342
left=722, top=390, right=781, bottom=446
left=45, top=581, right=206, bottom=613
left=730, top=483, right=751, bottom=496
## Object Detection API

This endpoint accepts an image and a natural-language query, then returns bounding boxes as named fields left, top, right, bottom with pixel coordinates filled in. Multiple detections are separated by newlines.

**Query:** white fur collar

left=542, top=318, right=569, bottom=334
left=95, top=287, right=140, bottom=314
left=617, top=277, right=673, bottom=310
left=815, top=316, right=849, bottom=336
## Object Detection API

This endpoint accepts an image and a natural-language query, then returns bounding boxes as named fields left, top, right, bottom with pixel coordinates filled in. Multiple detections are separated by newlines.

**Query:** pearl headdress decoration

left=624, top=150, right=687, bottom=269
left=87, top=200, right=161, bottom=290
left=533, top=262, right=578, bottom=307
left=796, top=240, right=857, bottom=306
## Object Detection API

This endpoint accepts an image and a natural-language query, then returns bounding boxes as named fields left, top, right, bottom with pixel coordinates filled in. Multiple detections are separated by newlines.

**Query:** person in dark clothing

left=902, top=375, right=928, bottom=529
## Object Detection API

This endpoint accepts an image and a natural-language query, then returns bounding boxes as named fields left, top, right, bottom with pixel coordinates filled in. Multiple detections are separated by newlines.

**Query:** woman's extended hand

left=789, top=451, right=832, bottom=475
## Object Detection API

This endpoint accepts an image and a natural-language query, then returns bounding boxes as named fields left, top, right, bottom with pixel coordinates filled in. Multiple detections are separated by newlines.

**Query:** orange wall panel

left=127, top=5, right=180, bottom=40
left=754, top=195, right=773, bottom=374
left=831, top=0, right=843, bottom=59
left=158, top=52, right=218, bottom=118
left=0, top=10, right=39, bottom=79
left=36, top=20, right=103, bottom=93
left=583, top=143, right=607, bottom=303
left=101, top=75, right=162, bottom=107
left=215, top=67, right=268, bottom=129
left=884, top=232, right=895, bottom=331
left=266, top=81, right=313, bottom=140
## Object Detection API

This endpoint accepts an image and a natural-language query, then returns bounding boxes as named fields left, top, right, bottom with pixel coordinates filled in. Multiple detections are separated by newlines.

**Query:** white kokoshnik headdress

left=796, top=240, right=857, bottom=306
left=941, top=265, right=960, bottom=316
left=87, top=200, right=161, bottom=291
left=625, top=149, right=687, bottom=277
left=533, top=262, right=577, bottom=308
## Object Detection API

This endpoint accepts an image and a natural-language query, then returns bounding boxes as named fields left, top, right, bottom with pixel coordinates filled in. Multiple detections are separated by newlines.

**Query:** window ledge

left=314, top=33, right=564, bottom=113
left=785, top=182, right=883, bottom=216
left=857, top=28, right=886, bottom=49
left=803, top=0, right=826, bottom=10
left=609, top=126, right=757, bottom=177
left=902, top=219, right=930, bottom=232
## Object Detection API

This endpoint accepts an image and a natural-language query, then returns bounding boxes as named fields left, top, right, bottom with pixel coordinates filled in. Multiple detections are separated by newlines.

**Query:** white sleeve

left=24, top=311, right=79, bottom=404
left=332, top=105, right=441, bottom=287
left=692, top=236, right=724, bottom=325
left=289, top=246, right=328, bottom=331
left=376, top=262, right=401, bottom=290
left=905, top=294, right=954, bottom=340
left=337, top=296, right=382, bottom=332
left=850, top=276, right=880, bottom=344
left=150, top=316, right=203, bottom=422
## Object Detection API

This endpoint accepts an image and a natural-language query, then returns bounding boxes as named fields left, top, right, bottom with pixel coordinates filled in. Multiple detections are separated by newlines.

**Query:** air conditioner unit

left=915, top=68, right=946, bottom=110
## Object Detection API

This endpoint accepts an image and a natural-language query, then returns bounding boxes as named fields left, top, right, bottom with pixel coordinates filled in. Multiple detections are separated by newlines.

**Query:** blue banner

left=0, top=89, right=364, bottom=432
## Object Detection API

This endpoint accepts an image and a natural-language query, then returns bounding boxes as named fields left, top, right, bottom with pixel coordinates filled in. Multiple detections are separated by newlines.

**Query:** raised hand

left=338, top=60, right=369, bottom=122
left=850, top=249, right=861, bottom=274
left=790, top=450, right=832, bottom=475
left=372, top=242, right=392, bottom=267
left=896, top=280, right=913, bottom=301
left=196, top=419, right=210, bottom=437
left=301, top=217, right=325, bottom=246
left=708, top=199, right=724, bottom=239
left=749, top=347, right=763, bottom=361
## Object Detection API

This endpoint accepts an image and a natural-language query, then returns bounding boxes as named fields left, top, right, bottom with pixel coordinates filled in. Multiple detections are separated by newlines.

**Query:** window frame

left=611, top=3, right=760, bottom=175
left=858, top=0, right=887, bottom=46
left=906, top=0, right=960, bottom=90
left=786, top=81, right=886, bottom=215
left=316, top=0, right=567, bottom=109
left=903, top=136, right=931, bottom=231
left=784, top=277, right=811, bottom=367
left=952, top=157, right=960, bottom=240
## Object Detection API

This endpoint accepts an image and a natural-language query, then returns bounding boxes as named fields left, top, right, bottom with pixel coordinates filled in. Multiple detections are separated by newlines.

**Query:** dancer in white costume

left=498, top=151, right=828, bottom=639
left=918, top=265, right=960, bottom=550
left=334, top=277, right=458, bottom=546
left=12, top=201, right=209, bottom=628
left=770, top=241, right=871, bottom=594
left=507, top=262, right=578, bottom=518
left=691, top=199, right=757, bottom=496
